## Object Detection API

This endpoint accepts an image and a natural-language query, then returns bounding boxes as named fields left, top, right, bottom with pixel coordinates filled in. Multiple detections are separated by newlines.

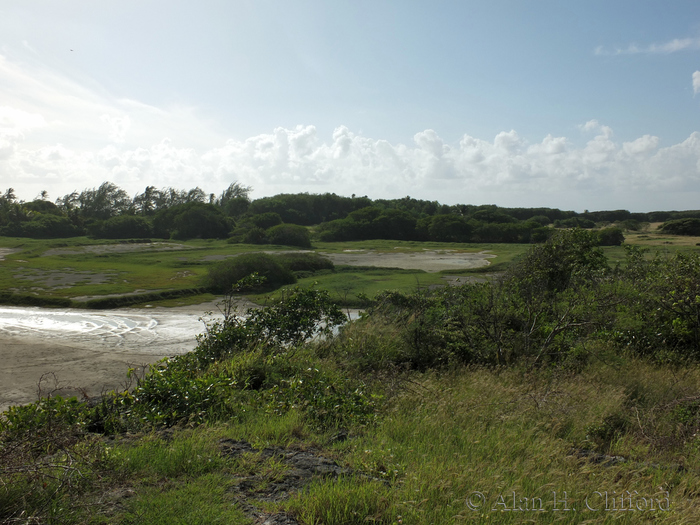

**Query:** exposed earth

left=0, top=301, right=226, bottom=412
left=0, top=247, right=494, bottom=411
left=324, top=248, right=495, bottom=272
left=202, top=248, right=496, bottom=273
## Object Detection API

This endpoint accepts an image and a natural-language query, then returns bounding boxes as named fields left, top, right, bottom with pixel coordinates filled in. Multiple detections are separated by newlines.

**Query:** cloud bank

left=3, top=117, right=700, bottom=212
left=2, top=54, right=700, bottom=211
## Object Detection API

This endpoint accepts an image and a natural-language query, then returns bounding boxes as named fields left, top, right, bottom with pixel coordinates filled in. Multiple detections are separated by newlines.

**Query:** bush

left=276, top=252, right=334, bottom=273
left=247, top=212, right=283, bottom=230
left=244, top=226, right=267, bottom=244
left=153, top=202, right=232, bottom=239
left=17, top=215, right=82, bottom=238
left=659, top=218, right=700, bottom=236
left=205, top=253, right=296, bottom=293
left=266, top=223, right=312, bottom=248
left=89, top=215, right=153, bottom=239
left=596, top=226, right=625, bottom=246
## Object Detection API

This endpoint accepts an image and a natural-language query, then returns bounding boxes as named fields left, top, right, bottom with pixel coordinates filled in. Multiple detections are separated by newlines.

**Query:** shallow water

left=0, top=306, right=216, bottom=355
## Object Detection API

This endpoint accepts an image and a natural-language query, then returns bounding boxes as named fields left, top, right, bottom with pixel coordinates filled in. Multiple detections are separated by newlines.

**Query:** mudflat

left=0, top=301, right=226, bottom=412
left=0, top=335, right=168, bottom=412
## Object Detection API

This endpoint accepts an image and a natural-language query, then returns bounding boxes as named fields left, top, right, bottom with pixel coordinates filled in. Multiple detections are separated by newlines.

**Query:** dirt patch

left=324, top=249, right=495, bottom=272
left=0, top=248, right=17, bottom=261
left=202, top=249, right=495, bottom=273
left=12, top=268, right=117, bottom=290
left=0, top=298, right=253, bottom=412
left=0, top=336, right=164, bottom=412
left=221, top=439, right=355, bottom=524
left=42, top=242, right=188, bottom=257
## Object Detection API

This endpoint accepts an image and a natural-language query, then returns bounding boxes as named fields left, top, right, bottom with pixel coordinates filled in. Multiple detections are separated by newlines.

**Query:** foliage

left=3, top=214, right=82, bottom=238
left=613, top=247, right=700, bottom=359
left=553, top=216, right=596, bottom=228
left=74, top=181, right=132, bottom=221
left=204, top=253, right=296, bottom=293
left=266, top=223, right=312, bottom=248
left=84, top=284, right=359, bottom=430
left=659, top=217, right=700, bottom=236
left=248, top=192, right=373, bottom=225
left=171, top=203, right=232, bottom=239
left=275, top=251, right=334, bottom=273
left=88, top=214, right=153, bottom=239
left=364, top=229, right=613, bottom=368
left=242, top=225, right=267, bottom=244
left=247, top=212, right=283, bottom=230
left=426, top=214, right=471, bottom=242
left=7, top=227, right=700, bottom=522
left=596, top=226, right=625, bottom=245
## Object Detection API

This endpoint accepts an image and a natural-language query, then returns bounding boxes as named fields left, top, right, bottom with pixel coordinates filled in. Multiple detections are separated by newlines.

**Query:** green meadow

left=0, top=236, right=525, bottom=307
left=3, top=227, right=700, bottom=524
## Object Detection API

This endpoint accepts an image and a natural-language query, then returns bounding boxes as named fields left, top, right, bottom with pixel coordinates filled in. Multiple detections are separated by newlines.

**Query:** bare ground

left=0, top=300, right=230, bottom=412
left=0, top=248, right=493, bottom=412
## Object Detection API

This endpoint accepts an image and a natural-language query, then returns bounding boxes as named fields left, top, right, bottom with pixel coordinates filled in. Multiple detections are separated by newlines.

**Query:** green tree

left=266, top=224, right=312, bottom=248
left=89, top=215, right=153, bottom=239
left=205, top=253, right=296, bottom=293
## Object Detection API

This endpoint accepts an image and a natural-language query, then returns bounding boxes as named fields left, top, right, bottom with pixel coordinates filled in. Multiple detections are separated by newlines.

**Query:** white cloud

left=595, top=36, right=700, bottom=56
left=1, top=54, right=700, bottom=210
left=693, top=71, right=700, bottom=95
left=100, top=114, right=131, bottom=144
left=0, top=121, right=698, bottom=210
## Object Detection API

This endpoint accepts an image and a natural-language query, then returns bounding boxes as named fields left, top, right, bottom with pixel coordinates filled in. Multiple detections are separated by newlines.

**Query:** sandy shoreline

left=0, top=335, right=172, bottom=412
left=0, top=249, right=494, bottom=413
left=0, top=301, right=227, bottom=412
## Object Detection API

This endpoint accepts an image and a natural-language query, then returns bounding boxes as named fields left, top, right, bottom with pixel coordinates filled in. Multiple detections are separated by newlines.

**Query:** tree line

left=1, top=182, right=698, bottom=245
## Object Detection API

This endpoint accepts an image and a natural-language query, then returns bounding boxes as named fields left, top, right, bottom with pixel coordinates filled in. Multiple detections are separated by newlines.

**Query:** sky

left=2, top=1, right=700, bottom=212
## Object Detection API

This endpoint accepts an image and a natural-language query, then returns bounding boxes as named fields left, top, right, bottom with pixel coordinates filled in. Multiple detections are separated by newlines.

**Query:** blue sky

left=2, top=0, right=700, bottom=211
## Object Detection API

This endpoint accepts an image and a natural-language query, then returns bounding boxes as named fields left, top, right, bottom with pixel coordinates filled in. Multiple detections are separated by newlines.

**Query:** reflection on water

left=0, top=305, right=362, bottom=355
left=0, top=306, right=218, bottom=355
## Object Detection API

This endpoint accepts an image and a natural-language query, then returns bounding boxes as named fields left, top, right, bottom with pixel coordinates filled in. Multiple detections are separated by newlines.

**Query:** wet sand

left=0, top=301, right=225, bottom=412
left=0, top=336, right=172, bottom=411
left=0, top=249, right=494, bottom=412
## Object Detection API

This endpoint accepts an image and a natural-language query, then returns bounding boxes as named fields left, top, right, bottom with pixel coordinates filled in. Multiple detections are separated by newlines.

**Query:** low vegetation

left=3, top=229, right=700, bottom=523
left=2, top=182, right=698, bottom=248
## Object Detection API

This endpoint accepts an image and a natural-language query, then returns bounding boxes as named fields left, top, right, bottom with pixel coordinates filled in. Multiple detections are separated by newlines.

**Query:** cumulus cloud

left=595, top=36, right=700, bottom=55
left=3, top=118, right=700, bottom=211
left=1, top=54, right=700, bottom=210
left=694, top=71, right=700, bottom=95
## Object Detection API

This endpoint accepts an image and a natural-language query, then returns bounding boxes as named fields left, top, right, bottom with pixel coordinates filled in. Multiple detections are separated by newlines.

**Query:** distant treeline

left=1, top=182, right=698, bottom=245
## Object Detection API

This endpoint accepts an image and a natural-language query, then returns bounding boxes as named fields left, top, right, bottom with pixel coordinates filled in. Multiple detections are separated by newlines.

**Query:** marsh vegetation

left=3, top=225, right=700, bottom=523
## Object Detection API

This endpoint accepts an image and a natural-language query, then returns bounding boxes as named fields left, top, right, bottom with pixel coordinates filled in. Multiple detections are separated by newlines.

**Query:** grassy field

left=0, top=237, right=528, bottom=307
left=4, top=339, right=700, bottom=523
left=2, top=229, right=700, bottom=309
left=1, top=227, right=700, bottom=309
left=4, top=228, right=700, bottom=523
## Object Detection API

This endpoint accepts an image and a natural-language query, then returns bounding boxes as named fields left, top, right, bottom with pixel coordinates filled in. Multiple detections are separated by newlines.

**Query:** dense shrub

left=266, top=223, right=312, bottom=248
left=243, top=226, right=267, bottom=244
left=554, top=217, right=596, bottom=228
left=247, top=212, right=283, bottom=230
left=89, top=215, right=153, bottom=238
left=276, top=252, right=334, bottom=273
left=596, top=226, right=625, bottom=246
left=427, top=214, right=471, bottom=242
left=204, top=253, right=296, bottom=293
left=659, top=218, right=700, bottom=236
left=2, top=215, right=83, bottom=238
left=153, top=202, right=232, bottom=239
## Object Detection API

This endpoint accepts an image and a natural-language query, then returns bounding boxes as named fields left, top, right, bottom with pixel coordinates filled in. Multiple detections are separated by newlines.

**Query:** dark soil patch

left=220, top=439, right=354, bottom=524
